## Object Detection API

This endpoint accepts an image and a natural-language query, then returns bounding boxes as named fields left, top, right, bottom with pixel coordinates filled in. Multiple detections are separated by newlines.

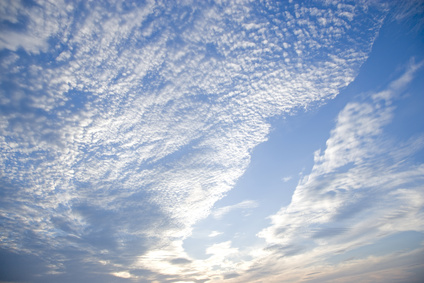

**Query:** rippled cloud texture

left=0, top=0, right=423, bottom=282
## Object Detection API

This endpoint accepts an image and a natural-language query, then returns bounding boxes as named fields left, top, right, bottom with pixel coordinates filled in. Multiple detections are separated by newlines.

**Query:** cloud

left=282, top=176, right=292, bottom=182
left=0, top=0, right=389, bottom=281
left=0, top=0, right=70, bottom=54
left=111, top=271, right=132, bottom=279
left=212, top=200, right=259, bottom=219
left=391, top=0, right=424, bottom=28
left=248, top=61, right=424, bottom=282
left=208, top=231, right=223, bottom=237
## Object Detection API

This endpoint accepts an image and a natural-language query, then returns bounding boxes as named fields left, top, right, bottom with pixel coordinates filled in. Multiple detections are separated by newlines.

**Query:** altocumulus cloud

left=141, top=59, right=424, bottom=283
left=0, top=0, right=392, bottom=282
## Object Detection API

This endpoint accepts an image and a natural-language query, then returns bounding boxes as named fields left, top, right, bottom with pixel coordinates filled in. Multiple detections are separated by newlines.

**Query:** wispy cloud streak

left=245, top=61, right=424, bottom=282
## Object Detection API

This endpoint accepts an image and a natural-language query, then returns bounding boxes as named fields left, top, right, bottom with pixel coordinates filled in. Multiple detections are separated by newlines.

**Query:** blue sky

left=0, top=0, right=423, bottom=282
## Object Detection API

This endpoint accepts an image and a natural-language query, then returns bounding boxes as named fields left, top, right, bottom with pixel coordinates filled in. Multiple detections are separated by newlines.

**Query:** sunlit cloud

left=208, top=231, right=223, bottom=237
left=247, top=61, right=424, bottom=282
left=1, top=0, right=422, bottom=282
left=212, top=200, right=259, bottom=219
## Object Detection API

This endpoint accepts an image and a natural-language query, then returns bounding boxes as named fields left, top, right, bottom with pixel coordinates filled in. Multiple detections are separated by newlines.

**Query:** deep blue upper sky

left=0, top=1, right=423, bottom=282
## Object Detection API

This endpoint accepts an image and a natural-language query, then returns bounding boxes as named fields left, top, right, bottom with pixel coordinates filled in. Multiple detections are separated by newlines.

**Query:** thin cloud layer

left=248, top=61, right=424, bottom=282
left=0, top=0, right=411, bottom=282
left=212, top=200, right=258, bottom=219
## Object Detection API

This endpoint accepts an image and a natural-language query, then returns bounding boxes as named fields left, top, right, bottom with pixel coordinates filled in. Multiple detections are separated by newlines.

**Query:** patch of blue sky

left=1, top=1, right=423, bottom=282
left=184, top=3, right=424, bottom=270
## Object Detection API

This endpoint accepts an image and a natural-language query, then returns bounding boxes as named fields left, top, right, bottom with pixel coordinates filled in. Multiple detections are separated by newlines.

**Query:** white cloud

left=282, top=176, right=292, bottom=182
left=209, top=231, right=223, bottom=237
left=206, top=241, right=238, bottom=256
left=212, top=200, right=259, bottom=219
left=0, top=0, right=390, bottom=280
left=111, top=271, right=133, bottom=279
left=248, top=61, right=424, bottom=282
left=0, top=0, right=70, bottom=54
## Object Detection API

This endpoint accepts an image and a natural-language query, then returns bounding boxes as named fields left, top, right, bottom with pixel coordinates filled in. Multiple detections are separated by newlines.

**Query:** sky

left=0, top=0, right=423, bottom=282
